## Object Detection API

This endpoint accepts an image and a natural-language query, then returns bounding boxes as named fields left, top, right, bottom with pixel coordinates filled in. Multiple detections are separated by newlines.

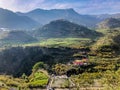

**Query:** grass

left=25, top=38, right=92, bottom=48
left=29, top=79, right=48, bottom=88
left=0, top=70, right=49, bottom=89
left=0, top=75, right=26, bottom=89
left=96, top=29, right=109, bottom=34
left=96, top=28, right=120, bottom=35
left=0, top=37, right=93, bottom=50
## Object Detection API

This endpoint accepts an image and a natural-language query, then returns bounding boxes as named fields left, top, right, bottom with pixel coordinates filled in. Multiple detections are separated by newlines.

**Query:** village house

left=73, top=59, right=88, bottom=66
left=73, top=53, right=89, bottom=66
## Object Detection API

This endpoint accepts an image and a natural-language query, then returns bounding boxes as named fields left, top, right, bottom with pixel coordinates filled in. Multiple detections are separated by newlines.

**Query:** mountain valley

left=0, top=7, right=120, bottom=90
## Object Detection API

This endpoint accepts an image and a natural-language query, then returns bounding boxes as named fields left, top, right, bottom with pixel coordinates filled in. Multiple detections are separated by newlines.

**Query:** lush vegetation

left=0, top=16, right=120, bottom=90
left=29, top=70, right=49, bottom=88
left=71, top=69, right=120, bottom=90
left=98, top=18, right=120, bottom=29
left=0, top=62, right=49, bottom=89
left=0, top=5, right=120, bottom=90
left=34, top=19, right=101, bottom=39
left=26, top=38, right=92, bottom=48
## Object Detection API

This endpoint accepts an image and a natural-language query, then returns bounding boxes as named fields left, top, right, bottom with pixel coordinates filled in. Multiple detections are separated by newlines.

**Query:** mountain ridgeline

left=34, top=20, right=101, bottom=39
left=17, top=8, right=100, bottom=28
left=0, top=8, right=39, bottom=29
left=98, top=18, right=120, bottom=29
left=0, top=8, right=120, bottom=30
left=0, top=31, right=37, bottom=43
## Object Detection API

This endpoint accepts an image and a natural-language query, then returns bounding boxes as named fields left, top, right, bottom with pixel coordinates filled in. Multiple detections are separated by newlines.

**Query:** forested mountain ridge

left=98, top=18, right=120, bottom=29
left=17, top=8, right=100, bottom=28
left=0, top=31, right=37, bottom=43
left=0, top=8, right=39, bottom=29
left=34, top=19, right=101, bottom=39
left=0, top=46, right=84, bottom=76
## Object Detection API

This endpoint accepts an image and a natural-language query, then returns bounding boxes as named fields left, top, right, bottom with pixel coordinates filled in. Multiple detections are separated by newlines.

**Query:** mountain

left=0, top=30, right=37, bottom=43
left=92, top=30, right=120, bottom=57
left=94, top=13, right=120, bottom=20
left=34, top=19, right=101, bottom=39
left=0, top=8, right=39, bottom=29
left=17, top=8, right=100, bottom=28
left=98, top=18, right=120, bottom=29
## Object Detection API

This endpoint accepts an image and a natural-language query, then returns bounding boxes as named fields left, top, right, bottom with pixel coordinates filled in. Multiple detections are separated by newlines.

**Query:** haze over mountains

left=17, top=8, right=100, bottom=28
left=0, top=31, right=37, bottom=43
left=0, top=7, right=119, bottom=45
left=0, top=8, right=39, bottom=29
left=0, top=7, right=119, bottom=46
left=94, top=13, right=120, bottom=20
left=0, top=7, right=120, bottom=30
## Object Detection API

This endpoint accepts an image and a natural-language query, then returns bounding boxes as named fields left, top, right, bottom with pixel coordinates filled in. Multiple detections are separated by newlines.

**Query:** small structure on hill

left=73, top=58, right=88, bottom=66
left=73, top=52, right=89, bottom=66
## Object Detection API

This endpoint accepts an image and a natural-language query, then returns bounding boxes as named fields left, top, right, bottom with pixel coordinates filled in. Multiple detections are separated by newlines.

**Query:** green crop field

left=25, top=38, right=92, bottom=48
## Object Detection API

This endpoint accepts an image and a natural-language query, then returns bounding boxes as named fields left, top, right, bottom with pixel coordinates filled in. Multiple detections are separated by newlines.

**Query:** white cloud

left=0, top=0, right=119, bottom=14
left=0, top=0, right=46, bottom=12
left=0, top=0, right=16, bottom=11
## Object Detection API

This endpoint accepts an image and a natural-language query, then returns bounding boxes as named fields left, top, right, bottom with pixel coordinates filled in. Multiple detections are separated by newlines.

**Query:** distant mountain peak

left=17, top=8, right=100, bottom=28
left=29, top=8, right=76, bottom=13
left=0, top=8, right=40, bottom=29
left=66, top=8, right=76, bottom=12
left=29, top=8, right=45, bottom=12
left=105, top=18, right=119, bottom=22
left=49, top=19, right=72, bottom=24
left=98, top=18, right=120, bottom=29
left=35, top=19, right=101, bottom=39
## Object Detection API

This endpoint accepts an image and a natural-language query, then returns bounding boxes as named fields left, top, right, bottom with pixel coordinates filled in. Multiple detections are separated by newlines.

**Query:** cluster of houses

left=72, top=52, right=89, bottom=66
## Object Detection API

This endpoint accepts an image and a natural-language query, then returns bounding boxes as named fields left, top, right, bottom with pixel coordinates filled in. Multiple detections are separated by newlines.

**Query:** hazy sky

left=0, top=0, right=120, bottom=14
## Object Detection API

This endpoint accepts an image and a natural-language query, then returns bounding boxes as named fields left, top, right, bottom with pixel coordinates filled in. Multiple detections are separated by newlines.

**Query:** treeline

left=0, top=46, right=88, bottom=77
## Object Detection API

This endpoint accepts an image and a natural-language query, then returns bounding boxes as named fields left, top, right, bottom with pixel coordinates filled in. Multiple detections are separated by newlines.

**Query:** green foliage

left=29, top=79, right=48, bottom=88
left=35, top=19, right=100, bottom=39
left=0, top=75, right=27, bottom=89
left=30, top=71, right=48, bottom=81
left=71, top=69, right=120, bottom=89
left=101, top=70, right=120, bottom=90
left=91, top=30, right=120, bottom=57
left=71, top=72, right=102, bottom=88
left=32, top=62, right=45, bottom=72
left=26, top=38, right=92, bottom=48
left=52, top=63, right=68, bottom=75
left=98, top=18, right=120, bottom=29
left=0, top=31, right=37, bottom=47
left=0, top=70, right=49, bottom=89
left=29, top=71, right=49, bottom=88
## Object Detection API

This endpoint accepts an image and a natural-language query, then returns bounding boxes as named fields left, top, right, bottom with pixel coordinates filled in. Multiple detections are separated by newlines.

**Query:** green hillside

left=0, top=31, right=37, bottom=43
left=26, top=38, right=93, bottom=48
left=98, top=18, right=120, bottom=29
left=0, top=7, right=120, bottom=90
left=0, top=8, right=39, bottom=29
left=34, top=19, right=101, bottom=39
left=18, top=8, right=100, bottom=28
left=92, top=30, right=120, bottom=57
